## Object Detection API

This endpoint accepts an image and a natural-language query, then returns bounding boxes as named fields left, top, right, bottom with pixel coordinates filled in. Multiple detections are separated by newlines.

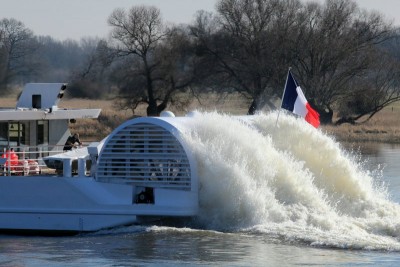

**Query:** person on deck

left=1, top=148, right=18, bottom=167
left=63, top=133, right=82, bottom=151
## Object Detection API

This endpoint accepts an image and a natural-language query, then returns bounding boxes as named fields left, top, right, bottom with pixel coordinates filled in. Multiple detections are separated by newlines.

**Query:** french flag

left=281, top=70, right=320, bottom=128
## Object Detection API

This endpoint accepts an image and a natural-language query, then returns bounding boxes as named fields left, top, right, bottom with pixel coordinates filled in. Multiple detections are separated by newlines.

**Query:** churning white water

left=182, top=111, right=400, bottom=250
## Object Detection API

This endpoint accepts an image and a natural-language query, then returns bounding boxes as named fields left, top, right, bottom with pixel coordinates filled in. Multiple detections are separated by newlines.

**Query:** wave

left=181, top=111, right=400, bottom=250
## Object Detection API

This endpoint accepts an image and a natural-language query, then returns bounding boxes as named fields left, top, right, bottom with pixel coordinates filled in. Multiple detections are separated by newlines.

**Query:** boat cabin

left=0, top=83, right=101, bottom=158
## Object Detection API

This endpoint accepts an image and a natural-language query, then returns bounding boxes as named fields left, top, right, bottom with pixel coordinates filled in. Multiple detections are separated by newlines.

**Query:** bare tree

left=336, top=50, right=400, bottom=124
left=292, top=0, right=392, bottom=123
left=68, top=39, right=115, bottom=98
left=191, top=0, right=304, bottom=114
left=108, top=6, right=170, bottom=116
left=152, top=26, right=198, bottom=112
left=189, top=0, right=396, bottom=123
left=0, top=18, right=40, bottom=91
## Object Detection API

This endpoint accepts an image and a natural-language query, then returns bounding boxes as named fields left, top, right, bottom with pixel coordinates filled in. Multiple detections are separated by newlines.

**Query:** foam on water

left=182, top=111, right=400, bottom=250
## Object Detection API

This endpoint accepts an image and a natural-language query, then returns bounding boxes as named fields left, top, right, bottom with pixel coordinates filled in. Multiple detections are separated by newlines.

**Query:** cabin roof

left=17, top=83, right=66, bottom=109
left=0, top=83, right=101, bottom=121
left=0, top=108, right=101, bottom=121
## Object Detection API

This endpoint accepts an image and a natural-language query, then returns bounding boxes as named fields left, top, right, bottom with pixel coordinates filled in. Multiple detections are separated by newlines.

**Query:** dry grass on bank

left=323, top=104, right=400, bottom=143
left=67, top=93, right=252, bottom=140
left=1, top=93, right=400, bottom=143
left=59, top=99, right=132, bottom=140
left=61, top=97, right=400, bottom=143
left=67, top=93, right=253, bottom=141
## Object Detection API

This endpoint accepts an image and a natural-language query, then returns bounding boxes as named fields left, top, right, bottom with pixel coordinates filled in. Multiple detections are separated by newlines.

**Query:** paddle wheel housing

left=95, top=116, right=198, bottom=209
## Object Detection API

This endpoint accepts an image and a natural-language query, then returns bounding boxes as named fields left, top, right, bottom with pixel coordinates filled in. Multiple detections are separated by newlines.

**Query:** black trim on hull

left=0, top=229, right=81, bottom=236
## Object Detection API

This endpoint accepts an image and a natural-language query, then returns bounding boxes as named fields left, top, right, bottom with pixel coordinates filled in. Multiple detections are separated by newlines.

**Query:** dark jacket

left=63, top=135, right=82, bottom=151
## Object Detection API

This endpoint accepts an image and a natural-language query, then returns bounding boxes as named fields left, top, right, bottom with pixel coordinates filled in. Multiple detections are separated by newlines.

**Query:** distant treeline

left=1, top=0, right=400, bottom=124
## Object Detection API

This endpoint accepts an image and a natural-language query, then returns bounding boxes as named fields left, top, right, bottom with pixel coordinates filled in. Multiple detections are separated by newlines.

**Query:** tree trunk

left=335, top=116, right=356, bottom=125
left=318, top=108, right=333, bottom=125
left=146, top=101, right=159, bottom=116
left=247, top=99, right=257, bottom=115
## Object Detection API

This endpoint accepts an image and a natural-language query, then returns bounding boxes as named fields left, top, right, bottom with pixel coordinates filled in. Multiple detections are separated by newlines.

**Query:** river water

left=1, top=112, right=400, bottom=266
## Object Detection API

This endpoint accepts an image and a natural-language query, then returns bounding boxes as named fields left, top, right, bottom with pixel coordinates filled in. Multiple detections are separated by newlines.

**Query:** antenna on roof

left=57, top=84, right=67, bottom=99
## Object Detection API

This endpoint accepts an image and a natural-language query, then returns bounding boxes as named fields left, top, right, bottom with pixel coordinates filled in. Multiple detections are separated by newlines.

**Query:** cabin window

left=37, top=120, right=48, bottom=145
left=8, top=122, right=30, bottom=148
left=0, top=123, right=7, bottom=149
left=21, top=122, right=30, bottom=146
left=32, top=94, right=41, bottom=109
left=8, top=123, right=20, bottom=146
left=0, top=122, right=32, bottom=151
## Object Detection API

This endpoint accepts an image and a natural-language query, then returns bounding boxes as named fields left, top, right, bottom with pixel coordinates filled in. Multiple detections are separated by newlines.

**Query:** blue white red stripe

left=281, top=70, right=320, bottom=128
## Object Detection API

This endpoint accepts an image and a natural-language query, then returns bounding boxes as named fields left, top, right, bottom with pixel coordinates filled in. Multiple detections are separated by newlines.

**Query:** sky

left=0, top=0, right=399, bottom=41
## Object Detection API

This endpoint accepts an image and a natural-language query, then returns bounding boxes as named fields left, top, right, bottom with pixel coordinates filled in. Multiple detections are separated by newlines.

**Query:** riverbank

left=1, top=94, right=399, bottom=143
left=66, top=98, right=400, bottom=144
left=322, top=105, right=400, bottom=143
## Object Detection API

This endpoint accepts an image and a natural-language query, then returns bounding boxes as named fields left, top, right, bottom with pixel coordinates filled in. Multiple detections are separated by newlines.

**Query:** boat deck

left=0, top=145, right=91, bottom=177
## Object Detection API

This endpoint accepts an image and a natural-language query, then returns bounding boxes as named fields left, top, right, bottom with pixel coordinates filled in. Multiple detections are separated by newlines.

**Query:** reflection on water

left=347, top=142, right=400, bottom=203
left=1, top=229, right=393, bottom=267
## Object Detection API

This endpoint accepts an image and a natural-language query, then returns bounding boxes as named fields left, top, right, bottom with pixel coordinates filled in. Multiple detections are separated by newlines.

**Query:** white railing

left=0, top=145, right=79, bottom=176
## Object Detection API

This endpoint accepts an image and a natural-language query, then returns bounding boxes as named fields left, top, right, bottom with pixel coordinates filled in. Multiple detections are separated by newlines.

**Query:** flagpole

left=275, top=67, right=292, bottom=127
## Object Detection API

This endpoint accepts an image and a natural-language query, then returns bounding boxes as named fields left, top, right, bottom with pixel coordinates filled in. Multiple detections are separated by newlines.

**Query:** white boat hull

left=0, top=212, right=137, bottom=232
left=0, top=176, right=198, bottom=232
